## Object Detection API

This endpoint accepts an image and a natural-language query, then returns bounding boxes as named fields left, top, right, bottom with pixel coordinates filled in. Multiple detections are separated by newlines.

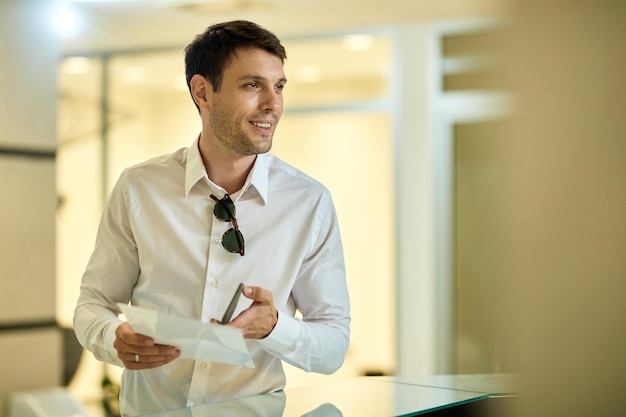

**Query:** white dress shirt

left=73, top=138, right=351, bottom=416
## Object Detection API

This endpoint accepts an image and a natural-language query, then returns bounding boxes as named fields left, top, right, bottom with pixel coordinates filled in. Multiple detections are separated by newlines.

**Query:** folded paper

left=118, top=303, right=255, bottom=368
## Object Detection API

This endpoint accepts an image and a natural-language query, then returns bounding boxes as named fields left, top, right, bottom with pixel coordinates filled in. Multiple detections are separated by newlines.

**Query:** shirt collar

left=184, top=136, right=270, bottom=205
left=184, top=137, right=207, bottom=198
left=246, top=153, right=269, bottom=204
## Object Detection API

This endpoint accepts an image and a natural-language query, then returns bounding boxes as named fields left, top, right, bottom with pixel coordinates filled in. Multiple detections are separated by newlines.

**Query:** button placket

left=200, top=213, right=223, bottom=322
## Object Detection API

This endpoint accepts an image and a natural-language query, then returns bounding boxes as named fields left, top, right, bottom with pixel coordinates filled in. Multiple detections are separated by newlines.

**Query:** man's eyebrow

left=238, top=75, right=288, bottom=84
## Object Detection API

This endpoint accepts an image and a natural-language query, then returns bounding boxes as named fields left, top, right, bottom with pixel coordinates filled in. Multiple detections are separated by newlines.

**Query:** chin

left=254, top=138, right=273, bottom=154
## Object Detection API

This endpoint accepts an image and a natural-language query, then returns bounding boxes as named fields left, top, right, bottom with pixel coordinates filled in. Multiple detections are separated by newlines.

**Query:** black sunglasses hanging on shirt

left=210, top=193, right=245, bottom=256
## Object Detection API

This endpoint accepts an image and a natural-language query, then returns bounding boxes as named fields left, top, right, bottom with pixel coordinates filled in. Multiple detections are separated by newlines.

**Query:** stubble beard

left=210, top=105, right=275, bottom=156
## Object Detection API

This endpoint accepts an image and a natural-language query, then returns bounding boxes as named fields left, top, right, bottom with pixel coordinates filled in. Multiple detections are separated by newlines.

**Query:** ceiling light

left=342, top=34, right=375, bottom=51
left=120, top=66, right=147, bottom=84
left=294, top=65, right=322, bottom=83
left=61, top=57, right=92, bottom=74
left=52, top=3, right=82, bottom=38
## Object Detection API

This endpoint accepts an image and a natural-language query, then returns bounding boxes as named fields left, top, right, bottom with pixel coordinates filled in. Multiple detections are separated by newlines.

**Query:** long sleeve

left=257, top=195, right=350, bottom=374
left=73, top=172, right=138, bottom=367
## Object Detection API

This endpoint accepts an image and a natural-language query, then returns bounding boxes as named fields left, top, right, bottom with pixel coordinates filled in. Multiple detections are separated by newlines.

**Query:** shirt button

left=210, top=279, right=219, bottom=287
left=200, top=362, right=207, bottom=369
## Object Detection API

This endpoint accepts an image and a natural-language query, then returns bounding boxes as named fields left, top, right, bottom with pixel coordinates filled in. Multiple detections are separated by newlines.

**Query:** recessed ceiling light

left=294, top=65, right=322, bottom=83
left=120, top=66, right=147, bottom=84
left=342, top=34, right=375, bottom=51
left=52, top=3, right=82, bottom=38
left=61, top=57, right=93, bottom=74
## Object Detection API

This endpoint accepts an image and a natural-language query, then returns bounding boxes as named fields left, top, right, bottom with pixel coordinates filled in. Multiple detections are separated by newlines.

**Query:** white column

left=0, top=0, right=61, bottom=411
left=393, top=22, right=448, bottom=376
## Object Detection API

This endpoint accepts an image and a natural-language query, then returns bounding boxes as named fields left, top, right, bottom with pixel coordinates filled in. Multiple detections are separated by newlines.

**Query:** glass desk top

left=378, top=374, right=519, bottom=397
left=144, top=377, right=489, bottom=417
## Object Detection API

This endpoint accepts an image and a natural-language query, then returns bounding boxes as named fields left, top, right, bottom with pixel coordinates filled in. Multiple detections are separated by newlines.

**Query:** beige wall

left=432, top=5, right=625, bottom=408
left=454, top=120, right=513, bottom=373
left=502, top=1, right=626, bottom=416
left=0, top=0, right=62, bottom=414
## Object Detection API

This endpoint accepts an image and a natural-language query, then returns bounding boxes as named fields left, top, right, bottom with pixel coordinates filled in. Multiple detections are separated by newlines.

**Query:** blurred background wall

left=0, top=0, right=62, bottom=414
left=503, top=1, right=626, bottom=416
left=1, top=0, right=625, bottom=416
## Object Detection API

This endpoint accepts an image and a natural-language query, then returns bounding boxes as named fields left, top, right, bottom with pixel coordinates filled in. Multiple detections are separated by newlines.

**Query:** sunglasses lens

left=214, top=199, right=235, bottom=221
left=222, top=229, right=244, bottom=254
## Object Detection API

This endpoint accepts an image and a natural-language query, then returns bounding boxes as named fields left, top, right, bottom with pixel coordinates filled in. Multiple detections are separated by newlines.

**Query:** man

left=74, top=20, right=350, bottom=416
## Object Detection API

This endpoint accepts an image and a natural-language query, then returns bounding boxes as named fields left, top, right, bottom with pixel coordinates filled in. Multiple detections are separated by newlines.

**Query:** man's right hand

left=113, top=322, right=181, bottom=370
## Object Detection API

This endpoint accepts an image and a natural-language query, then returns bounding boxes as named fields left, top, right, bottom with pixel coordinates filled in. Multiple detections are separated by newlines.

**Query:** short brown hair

left=184, top=20, right=287, bottom=98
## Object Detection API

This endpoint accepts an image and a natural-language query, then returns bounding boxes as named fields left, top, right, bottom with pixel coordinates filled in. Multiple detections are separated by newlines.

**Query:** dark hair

left=184, top=20, right=287, bottom=100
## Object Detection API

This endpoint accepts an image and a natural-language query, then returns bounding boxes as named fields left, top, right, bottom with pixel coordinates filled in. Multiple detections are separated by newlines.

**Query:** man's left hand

left=227, top=285, right=278, bottom=339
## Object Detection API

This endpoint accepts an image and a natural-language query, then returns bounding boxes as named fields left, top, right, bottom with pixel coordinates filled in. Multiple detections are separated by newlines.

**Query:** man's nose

left=261, top=90, right=282, bottom=112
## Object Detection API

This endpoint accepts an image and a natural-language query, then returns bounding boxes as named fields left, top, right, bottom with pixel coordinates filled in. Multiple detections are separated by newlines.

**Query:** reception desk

left=145, top=374, right=518, bottom=417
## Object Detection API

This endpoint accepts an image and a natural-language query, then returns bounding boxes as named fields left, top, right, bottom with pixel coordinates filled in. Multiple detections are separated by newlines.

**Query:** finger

left=121, top=349, right=177, bottom=364
left=113, top=328, right=154, bottom=358
left=119, top=346, right=180, bottom=370
left=230, top=288, right=278, bottom=339
left=228, top=289, right=270, bottom=325
left=115, top=322, right=155, bottom=347
left=118, top=343, right=179, bottom=360
left=242, top=285, right=272, bottom=304
left=114, top=322, right=180, bottom=369
left=123, top=355, right=175, bottom=370
left=116, top=324, right=178, bottom=352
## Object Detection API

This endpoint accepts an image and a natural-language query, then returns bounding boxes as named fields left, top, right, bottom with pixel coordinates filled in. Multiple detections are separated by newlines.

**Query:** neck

left=198, top=134, right=256, bottom=194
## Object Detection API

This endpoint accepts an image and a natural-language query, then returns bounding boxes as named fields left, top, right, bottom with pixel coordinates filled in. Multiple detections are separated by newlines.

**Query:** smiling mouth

left=251, top=121, right=272, bottom=129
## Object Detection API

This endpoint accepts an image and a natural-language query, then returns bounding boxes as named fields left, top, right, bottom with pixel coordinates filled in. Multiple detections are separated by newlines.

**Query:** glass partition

left=57, top=56, right=104, bottom=328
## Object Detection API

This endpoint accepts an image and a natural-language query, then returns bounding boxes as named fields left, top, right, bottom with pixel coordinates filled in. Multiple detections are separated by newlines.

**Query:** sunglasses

left=210, top=193, right=245, bottom=256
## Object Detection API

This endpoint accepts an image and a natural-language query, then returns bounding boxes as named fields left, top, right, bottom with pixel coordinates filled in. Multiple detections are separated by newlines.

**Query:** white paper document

left=117, top=303, right=255, bottom=368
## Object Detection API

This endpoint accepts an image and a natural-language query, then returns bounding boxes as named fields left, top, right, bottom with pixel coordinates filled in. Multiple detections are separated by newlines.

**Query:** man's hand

left=227, top=286, right=278, bottom=339
left=113, top=322, right=180, bottom=370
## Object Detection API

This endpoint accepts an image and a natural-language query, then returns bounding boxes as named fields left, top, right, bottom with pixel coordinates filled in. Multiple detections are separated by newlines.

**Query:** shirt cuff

left=256, top=312, right=299, bottom=353
left=104, top=320, right=124, bottom=367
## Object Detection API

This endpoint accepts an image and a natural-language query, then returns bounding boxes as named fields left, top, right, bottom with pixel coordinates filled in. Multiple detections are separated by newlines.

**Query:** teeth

left=253, top=122, right=271, bottom=128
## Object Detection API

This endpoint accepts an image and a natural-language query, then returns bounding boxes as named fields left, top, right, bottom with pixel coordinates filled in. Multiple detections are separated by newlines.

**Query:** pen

left=221, top=283, right=244, bottom=323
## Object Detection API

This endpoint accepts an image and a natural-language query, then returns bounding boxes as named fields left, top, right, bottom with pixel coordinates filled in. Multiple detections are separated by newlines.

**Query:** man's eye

left=247, top=82, right=259, bottom=88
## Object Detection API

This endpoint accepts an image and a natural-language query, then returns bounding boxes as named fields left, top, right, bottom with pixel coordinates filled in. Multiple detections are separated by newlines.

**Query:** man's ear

left=190, top=74, right=212, bottom=109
